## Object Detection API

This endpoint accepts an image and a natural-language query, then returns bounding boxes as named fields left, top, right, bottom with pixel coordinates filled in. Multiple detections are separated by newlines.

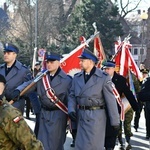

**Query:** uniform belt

left=42, top=106, right=60, bottom=111
left=78, top=105, right=105, bottom=110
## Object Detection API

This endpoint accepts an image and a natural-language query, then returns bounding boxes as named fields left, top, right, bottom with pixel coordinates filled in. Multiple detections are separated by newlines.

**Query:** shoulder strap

left=42, top=75, right=68, bottom=114
left=111, top=83, right=125, bottom=121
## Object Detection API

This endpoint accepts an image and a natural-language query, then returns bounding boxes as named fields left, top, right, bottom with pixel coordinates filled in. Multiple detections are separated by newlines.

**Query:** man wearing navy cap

left=68, top=49, right=120, bottom=150
left=103, top=60, right=139, bottom=150
left=0, top=43, right=32, bottom=114
left=14, top=51, right=72, bottom=150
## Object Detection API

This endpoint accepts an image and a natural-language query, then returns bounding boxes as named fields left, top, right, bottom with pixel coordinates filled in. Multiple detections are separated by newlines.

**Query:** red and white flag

left=60, top=47, right=83, bottom=76
left=114, top=42, right=142, bottom=81
left=94, top=35, right=106, bottom=68
left=61, top=33, right=99, bottom=76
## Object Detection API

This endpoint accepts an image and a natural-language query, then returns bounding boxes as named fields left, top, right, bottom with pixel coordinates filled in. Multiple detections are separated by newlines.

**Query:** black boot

left=70, top=129, right=77, bottom=147
left=118, top=134, right=124, bottom=150
left=70, top=139, right=75, bottom=147
left=125, top=136, right=132, bottom=150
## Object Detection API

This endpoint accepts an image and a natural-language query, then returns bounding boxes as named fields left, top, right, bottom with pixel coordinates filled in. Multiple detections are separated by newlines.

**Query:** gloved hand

left=10, top=89, right=20, bottom=101
left=68, top=112, right=77, bottom=121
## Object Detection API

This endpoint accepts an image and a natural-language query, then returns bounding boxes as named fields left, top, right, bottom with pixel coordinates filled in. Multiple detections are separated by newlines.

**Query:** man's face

left=3, top=51, right=17, bottom=64
left=104, top=67, right=115, bottom=77
left=46, top=60, right=60, bottom=73
left=79, top=59, right=91, bottom=70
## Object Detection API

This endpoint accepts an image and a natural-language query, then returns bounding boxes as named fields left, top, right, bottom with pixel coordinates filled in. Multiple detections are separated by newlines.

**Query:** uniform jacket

left=0, top=98, right=43, bottom=150
left=112, top=72, right=139, bottom=111
left=17, top=69, right=72, bottom=150
left=138, top=77, right=150, bottom=102
left=0, top=60, right=31, bottom=100
left=68, top=68, right=119, bottom=150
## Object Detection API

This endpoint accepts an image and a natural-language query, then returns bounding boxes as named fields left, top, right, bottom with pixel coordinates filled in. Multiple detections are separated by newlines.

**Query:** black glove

left=10, top=89, right=20, bottom=101
left=69, top=112, right=77, bottom=121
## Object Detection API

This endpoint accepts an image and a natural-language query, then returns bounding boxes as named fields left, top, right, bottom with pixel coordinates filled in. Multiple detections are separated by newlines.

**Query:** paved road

left=25, top=110, right=150, bottom=150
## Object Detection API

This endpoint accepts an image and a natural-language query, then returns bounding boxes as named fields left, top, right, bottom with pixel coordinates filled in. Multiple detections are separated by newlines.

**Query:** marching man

left=68, top=48, right=120, bottom=150
left=11, top=52, right=72, bottom=150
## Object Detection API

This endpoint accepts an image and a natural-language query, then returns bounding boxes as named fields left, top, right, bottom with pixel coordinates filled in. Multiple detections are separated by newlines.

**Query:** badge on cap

left=5, top=43, right=8, bottom=48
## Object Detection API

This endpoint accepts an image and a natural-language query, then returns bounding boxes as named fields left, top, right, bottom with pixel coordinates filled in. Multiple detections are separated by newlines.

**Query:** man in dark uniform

left=103, top=61, right=139, bottom=150
left=134, top=69, right=149, bottom=132
left=68, top=49, right=120, bottom=150
left=138, top=71, right=150, bottom=139
left=0, top=74, right=44, bottom=150
left=0, top=43, right=31, bottom=114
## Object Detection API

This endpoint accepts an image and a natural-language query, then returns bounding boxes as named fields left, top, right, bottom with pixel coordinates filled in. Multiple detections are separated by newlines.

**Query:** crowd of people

left=0, top=42, right=150, bottom=150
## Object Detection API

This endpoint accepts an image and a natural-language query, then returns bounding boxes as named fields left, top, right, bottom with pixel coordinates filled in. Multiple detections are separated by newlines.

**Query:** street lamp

left=140, top=10, right=148, bottom=63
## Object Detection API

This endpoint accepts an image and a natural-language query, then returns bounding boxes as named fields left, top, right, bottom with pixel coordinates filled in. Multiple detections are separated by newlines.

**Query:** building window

left=140, top=48, right=144, bottom=55
left=133, top=48, right=138, bottom=55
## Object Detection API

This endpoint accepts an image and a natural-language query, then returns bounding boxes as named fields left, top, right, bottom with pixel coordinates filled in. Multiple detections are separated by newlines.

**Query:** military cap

left=78, top=48, right=98, bottom=63
left=0, top=74, right=6, bottom=84
left=141, top=68, right=149, bottom=74
left=3, top=43, right=19, bottom=54
left=103, top=60, right=116, bottom=68
left=45, top=51, right=62, bottom=61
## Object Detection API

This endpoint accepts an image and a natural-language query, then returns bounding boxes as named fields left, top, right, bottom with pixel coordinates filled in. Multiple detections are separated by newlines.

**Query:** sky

left=0, top=0, right=150, bottom=14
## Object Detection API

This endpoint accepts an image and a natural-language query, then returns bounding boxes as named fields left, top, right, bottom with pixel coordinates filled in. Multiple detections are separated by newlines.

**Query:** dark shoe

left=126, top=144, right=132, bottom=150
left=70, top=140, right=75, bottom=147
left=120, top=144, right=125, bottom=150
left=146, top=135, right=149, bottom=139
left=134, top=126, right=138, bottom=132
left=26, top=117, right=30, bottom=120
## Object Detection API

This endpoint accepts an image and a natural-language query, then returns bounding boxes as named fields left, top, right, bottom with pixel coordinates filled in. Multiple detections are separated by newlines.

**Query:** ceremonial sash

left=111, top=83, right=125, bottom=121
left=42, top=75, right=68, bottom=114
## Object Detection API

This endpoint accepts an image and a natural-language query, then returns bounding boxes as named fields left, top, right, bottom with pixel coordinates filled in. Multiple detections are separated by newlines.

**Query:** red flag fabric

left=94, top=35, right=106, bottom=68
left=61, top=35, right=94, bottom=76
left=60, top=47, right=83, bottom=76
left=114, top=42, right=142, bottom=81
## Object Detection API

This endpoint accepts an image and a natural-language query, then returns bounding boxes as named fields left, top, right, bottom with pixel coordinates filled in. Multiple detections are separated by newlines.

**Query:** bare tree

left=112, top=0, right=141, bottom=18
left=0, top=0, right=78, bottom=64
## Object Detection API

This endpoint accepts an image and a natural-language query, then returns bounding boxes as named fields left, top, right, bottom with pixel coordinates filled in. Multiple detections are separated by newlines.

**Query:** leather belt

left=79, top=105, right=105, bottom=110
left=42, top=106, right=60, bottom=111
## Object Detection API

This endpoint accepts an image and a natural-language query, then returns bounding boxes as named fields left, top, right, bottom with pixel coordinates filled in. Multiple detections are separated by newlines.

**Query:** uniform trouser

left=144, top=102, right=150, bottom=137
left=34, top=113, right=40, bottom=137
left=105, top=117, right=119, bottom=148
left=25, top=97, right=31, bottom=118
left=134, top=101, right=144, bottom=129
left=118, top=108, right=133, bottom=144
left=12, top=99, right=25, bottom=115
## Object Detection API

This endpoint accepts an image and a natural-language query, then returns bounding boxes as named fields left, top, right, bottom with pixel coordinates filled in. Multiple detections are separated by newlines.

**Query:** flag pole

left=111, top=34, right=131, bottom=61
left=32, top=47, right=37, bottom=77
